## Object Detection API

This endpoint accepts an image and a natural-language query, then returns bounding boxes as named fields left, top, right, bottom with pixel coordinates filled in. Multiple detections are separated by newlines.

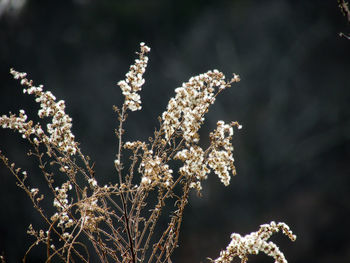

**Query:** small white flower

left=88, top=178, right=98, bottom=187
left=30, top=188, right=39, bottom=196
left=141, top=176, right=151, bottom=185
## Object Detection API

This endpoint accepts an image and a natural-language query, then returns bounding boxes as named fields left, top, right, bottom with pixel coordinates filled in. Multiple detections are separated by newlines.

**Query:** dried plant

left=0, top=43, right=295, bottom=263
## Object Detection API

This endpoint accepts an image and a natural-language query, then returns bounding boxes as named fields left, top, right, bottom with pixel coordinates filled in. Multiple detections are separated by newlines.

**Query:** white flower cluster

left=123, top=141, right=144, bottom=149
left=78, top=195, right=105, bottom=232
left=207, top=121, right=239, bottom=186
left=174, top=121, right=239, bottom=191
left=124, top=140, right=173, bottom=188
left=3, top=69, right=78, bottom=155
left=51, top=181, right=74, bottom=230
left=175, top=146, right=209, bottom=191
left=0, top=109, right=35, bottom=139
left=162, top=70, right=228, bottom=143
left=140, top=153, right=173, bottom=188
left=117, top=42, right=150, bottom=111
left=213, top=221, right=296, bottom=263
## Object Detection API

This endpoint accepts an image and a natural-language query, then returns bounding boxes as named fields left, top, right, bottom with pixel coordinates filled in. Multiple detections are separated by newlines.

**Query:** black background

left=0, top=0, right=349, bottom=262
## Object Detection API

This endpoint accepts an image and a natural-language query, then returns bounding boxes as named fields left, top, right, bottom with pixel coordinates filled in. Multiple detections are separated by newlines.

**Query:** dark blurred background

left=0, top=0, right=349, bottom=262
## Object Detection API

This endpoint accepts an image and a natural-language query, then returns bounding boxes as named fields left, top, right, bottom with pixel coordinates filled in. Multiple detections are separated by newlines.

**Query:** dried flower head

left=0, top=69, right=78, bottom=155
left=161, top=70, right=228, bottom=144
left=117, top=42, right=150, bottom=111
left=212, top=221, right=296, bottom=263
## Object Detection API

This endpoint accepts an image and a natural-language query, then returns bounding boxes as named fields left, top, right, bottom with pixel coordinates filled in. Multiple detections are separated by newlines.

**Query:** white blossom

left=117, top=42, right=150, bottom=111
left=213, top=221, right=296, bottom=263
left=0, top=69, right=78, bottom=156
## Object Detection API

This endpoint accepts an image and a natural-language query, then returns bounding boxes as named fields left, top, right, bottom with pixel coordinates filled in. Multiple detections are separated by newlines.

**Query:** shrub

left=0, top=43, right=295, bottom=263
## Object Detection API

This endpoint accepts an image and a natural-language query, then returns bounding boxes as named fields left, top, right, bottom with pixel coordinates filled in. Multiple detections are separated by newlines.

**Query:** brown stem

left=121, top=193, right=136, bottom=263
